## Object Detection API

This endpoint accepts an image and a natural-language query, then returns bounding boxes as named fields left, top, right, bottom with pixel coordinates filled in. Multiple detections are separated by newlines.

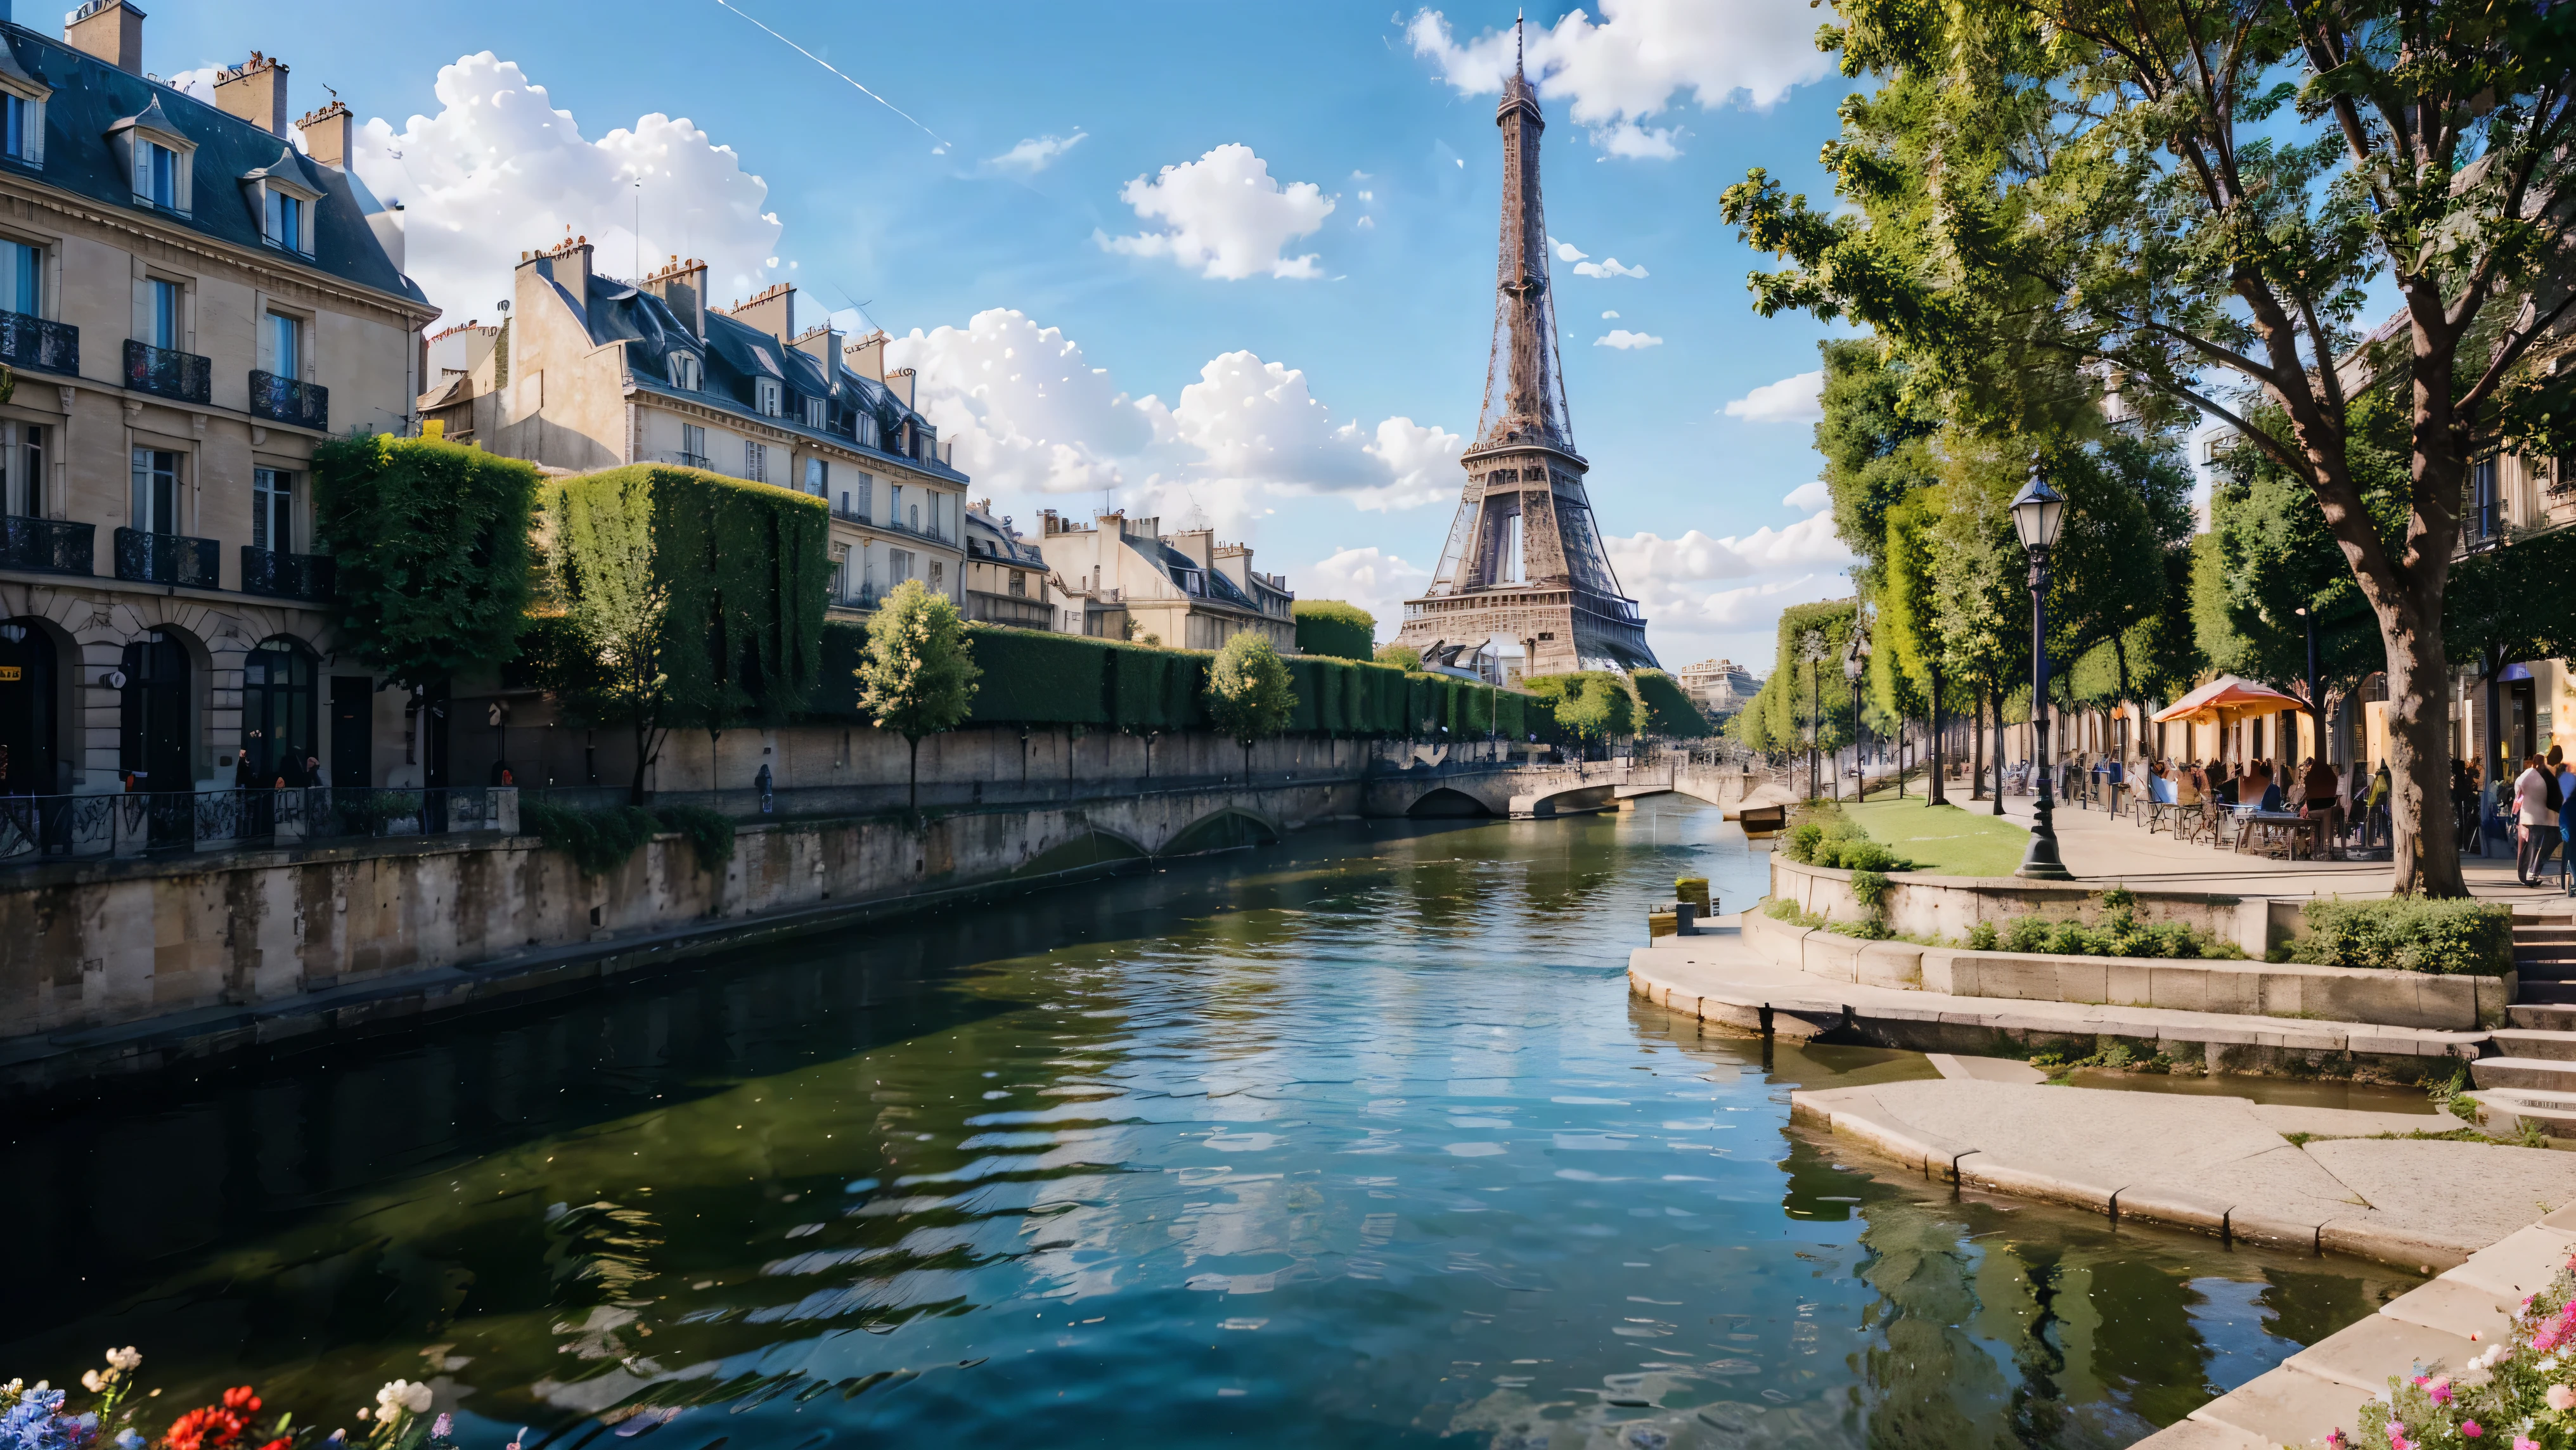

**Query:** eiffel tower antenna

left=1392, top=22, right=1654, bottom=679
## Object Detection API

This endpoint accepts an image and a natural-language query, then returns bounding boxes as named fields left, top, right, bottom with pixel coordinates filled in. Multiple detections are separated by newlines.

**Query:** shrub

left=1633, top=669, right=1714, bottom=738
left=1291, top=600, right=1376, bottom=660
left=2001, top=915, right=2052, bottom=953
left=2046, top=920, right=2107, bottom=956
left=522, top=801, right=663, bottom=876
left=314, top=435, right=541, bottom=687
left=1374, top=643, right=1422, bottom=672
left=654, top=804, right=735, bottom=873
left=2288, top=896, right=2516, bottom=975
left=1782, top=822, right=1826, bottom=864
left=1207, top=632, right=1297, bottom=747
left=1966, top=921, right=1999, bottom=951
left=1849, top=868, right=1892, bottom=913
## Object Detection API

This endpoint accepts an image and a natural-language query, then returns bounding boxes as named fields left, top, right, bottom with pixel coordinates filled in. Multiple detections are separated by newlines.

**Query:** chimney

left=887, top=366, right=916, bottom=409
left=525, top=231, right=591, bottom=297
left=642, top=255, right=707, bottom=340
left=842, top=329, right=887, bottom=382
left=789, top=320, right=840, bottom=372
left=214, top=51, right=287, bottom=135
left=295, top=100, right=351, bottom=168
left=721, top=280, right=793, bottom=342
left=65, top=0, right=143, bottom=75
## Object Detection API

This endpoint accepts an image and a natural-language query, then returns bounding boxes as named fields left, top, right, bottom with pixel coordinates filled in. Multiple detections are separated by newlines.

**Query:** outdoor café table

left=2234, top=809, right=2322, bottom=860
left=2147, top=799, right=2189, bottom=835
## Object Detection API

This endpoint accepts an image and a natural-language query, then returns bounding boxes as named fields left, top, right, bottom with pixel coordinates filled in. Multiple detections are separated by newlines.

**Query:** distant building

left=1675, top=658, right=1761, bottom=718
left=961, top=501, right=1053, bottom=630
left=1037, top=510, right=1294, bottom=651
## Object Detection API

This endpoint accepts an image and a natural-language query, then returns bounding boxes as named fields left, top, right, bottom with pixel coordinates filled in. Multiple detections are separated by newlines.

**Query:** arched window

left=0, top=619, right=57, bottom=795
left=242, top=637, right=317, bottom=786
left=119, top=630, right=191, bottom=792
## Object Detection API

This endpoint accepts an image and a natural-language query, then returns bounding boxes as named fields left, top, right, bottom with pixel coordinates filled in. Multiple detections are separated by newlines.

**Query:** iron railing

left=115, top=527, right=219, bottom=587
left=830, top=499, right=871, bottom=525
left=124, top=338, right=211, bottom=404
left=831, top=584, right=882, bottom=612
left=0, top=785, right=513, bottom=865
left=248, top=369, right=328, bottom=430
left=1, top=515, right=93, bottom=575
left=2464, top=498, right=2504, bottom=549
left=0, top=309, right=77, bottom=377
left=239, top=544, right=333, bottom=601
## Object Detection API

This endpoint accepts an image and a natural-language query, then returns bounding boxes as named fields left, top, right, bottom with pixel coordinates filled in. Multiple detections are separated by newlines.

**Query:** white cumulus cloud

left=1302, top=546, right=1433, bottom=639
left=1597, top=477, right=1854, bottom=661
left=350, top=52, right=785, bottom=324
left=1571, top=256, right=1648, bottom=279
left=1552, top=236, right=1588, bottom=261
left=1722, top=369, right=1825, bottom=423
left=1098, top=144, right=1335, bottom=281
left=1595, top=330, right=1662, bottom=350
left=889, top=309, right=1156, bottom=498
left=1602, top=309, right=1621, bottom=319
left=1781, top=479, right=1831, bottom=511
left=1409, top=0, right=1833, bottom=158
left=987, top=131, right=1087, bottom=174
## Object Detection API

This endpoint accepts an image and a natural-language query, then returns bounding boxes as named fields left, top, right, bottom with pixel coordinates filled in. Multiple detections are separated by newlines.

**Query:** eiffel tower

left=1394, top=21, right=1655, bottom=678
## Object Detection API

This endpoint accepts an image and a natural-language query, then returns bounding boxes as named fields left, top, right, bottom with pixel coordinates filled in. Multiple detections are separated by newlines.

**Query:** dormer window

left=755, top=378, right=782, bottom=417
left=140, top=139, right=179, bottom=209
left=669, top=351, right=702, bottom=390
left=110, top=98, right=193, bottom=215
left=264, top=188, right=304, bottom=252
left=1, top=93, right=43, bottom=167
left=802, top=395, right=825, bottom=429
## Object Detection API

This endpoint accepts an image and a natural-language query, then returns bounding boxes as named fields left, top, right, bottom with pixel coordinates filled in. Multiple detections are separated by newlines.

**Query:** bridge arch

left=1162, top=807, right=1285, bottom=856
left=1405, top=786, right=1495, bottom=819
left=1014, top=825, right=1151, bottom=880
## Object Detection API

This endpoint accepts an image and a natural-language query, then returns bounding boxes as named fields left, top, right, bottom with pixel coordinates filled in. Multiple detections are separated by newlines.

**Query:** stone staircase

left=2468, top=909, right=2576, bottom=1136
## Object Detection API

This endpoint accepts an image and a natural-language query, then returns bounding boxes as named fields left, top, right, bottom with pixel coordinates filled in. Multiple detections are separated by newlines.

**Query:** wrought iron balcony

left=115, top=526, right=219, bottom=588
left=248, top=369, right=328, bottom=430
left=0, top=515, right=93, bottom=575
left=239, top=544, right=333, bottom=601
left=830, top=499, right=871, bottom=525
left=124, top=339, right=211, bottom=404
left=831, top=584, right=882, bottom=612
left=2464, top=499, right=2504, bottom=550
left=0, top=310, right=77, bottom=377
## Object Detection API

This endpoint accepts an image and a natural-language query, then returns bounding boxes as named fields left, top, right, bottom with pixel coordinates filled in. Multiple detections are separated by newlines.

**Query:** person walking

left=2302, top=755, right=2341, bottom=859
left=2368, top=762, right=2392, bottom=848
left=2560, top=750, right=2576, bottom=891
left=2516, top=752, right=2559, bottom=886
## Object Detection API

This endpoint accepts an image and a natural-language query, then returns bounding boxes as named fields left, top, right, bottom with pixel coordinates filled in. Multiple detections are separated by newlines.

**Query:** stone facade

left=1038, top=509, right=1294, bottom=651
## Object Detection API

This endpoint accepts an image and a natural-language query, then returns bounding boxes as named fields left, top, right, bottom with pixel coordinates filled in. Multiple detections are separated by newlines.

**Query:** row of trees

left=1722, top=0, right=2576, bottom=895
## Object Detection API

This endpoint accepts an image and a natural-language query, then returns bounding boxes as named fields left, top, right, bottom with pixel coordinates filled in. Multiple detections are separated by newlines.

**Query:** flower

left=370, top=1385, right=428, bottom=1422
left=428, top=1418, right=450, bottom=1442
left=2547, top=1383, right=2575, bottom=1412
left=2517, top=1437, right=2542, bottom=1450
left=105, top=1354, right=138, bottom=1377
left=115, top=1435, right=142, bottom=1450
left=2462, top=1423, right=2483, bottom=1439
left=0, top=1389, right=98, bottom=1450
left=2424, top=1376, right=2454, bottom=1406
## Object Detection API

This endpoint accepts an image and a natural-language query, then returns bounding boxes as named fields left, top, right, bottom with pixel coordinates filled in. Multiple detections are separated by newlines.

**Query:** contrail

left=711, top=0, right=950, bottom=149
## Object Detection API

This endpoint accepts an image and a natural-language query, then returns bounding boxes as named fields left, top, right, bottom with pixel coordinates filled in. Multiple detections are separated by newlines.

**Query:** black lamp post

left=1845, top=628, right=1869, bottom=802
left=2295, top=604, right=2321, bottom=764
left=2012, top=466, right=2073, bottom=880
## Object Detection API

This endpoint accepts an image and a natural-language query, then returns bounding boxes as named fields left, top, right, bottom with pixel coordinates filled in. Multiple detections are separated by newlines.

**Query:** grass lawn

left=1840, top=795, right=2031, bottom=878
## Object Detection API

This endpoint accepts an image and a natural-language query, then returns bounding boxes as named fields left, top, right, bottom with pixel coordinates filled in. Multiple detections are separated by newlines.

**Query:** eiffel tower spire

left=1394, top=26, right=1656, bottom=679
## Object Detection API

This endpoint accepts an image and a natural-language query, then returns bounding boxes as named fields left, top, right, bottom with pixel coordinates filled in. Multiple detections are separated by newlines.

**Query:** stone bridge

left=1362, top=759, right=1775, bottom=820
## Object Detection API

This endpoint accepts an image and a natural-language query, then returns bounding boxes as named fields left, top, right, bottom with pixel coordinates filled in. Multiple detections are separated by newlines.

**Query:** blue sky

left=152, top=0, right=1867, bottom=670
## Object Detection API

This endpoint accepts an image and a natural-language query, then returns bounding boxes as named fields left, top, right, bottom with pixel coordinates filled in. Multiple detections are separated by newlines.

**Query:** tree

left=1723, top=0, right=2576, bottom=894
left=2445, top=529, right=2576, bottom=789
left=314, top=435, right=539, bottom=689
left=1206, top=631, right=1296, bottom=775
left=1374, top=642, right=1423, bottom=672
left=546, top=472, right=673, bottom=805
left=859, top=580, right=981, bottom=816
left=1817, top=338, right=1942, bottom=594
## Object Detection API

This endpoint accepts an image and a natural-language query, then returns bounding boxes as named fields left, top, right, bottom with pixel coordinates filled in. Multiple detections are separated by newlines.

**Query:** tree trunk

left=1971, top=681, right=1987, bottom=800
left=1990, top=683, right=2006, bottom=817
left=2380, top=600, right=2465, bottom=895
left=1929, top=665, right=1945, bottom=805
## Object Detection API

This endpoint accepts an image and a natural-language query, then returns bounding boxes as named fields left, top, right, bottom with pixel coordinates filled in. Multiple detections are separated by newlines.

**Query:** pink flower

left=2517, top=1437, right=2542, bottom=1450
left=2461, top=1421, right=2482, bottom=1439
left=2425, top=1376, right=2454, bottom=1406
left=2549, top=1382, right=2576, bottom=1412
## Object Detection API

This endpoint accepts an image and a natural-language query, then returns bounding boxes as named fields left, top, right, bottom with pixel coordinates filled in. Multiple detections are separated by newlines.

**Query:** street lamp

left=2294, top=604, right=2321, bottom=765
left=1845, top=627, right=1869, bottom=802
left=2011, top=466, right=2073, bottom=880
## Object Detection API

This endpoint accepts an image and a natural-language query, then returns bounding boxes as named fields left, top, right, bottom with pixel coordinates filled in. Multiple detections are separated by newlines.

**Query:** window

left=252, top=468, right=292, bottom=552
left=755, top=378, right=782, bottom=417
left=1, top=92, right=42, bottom=166
left=908, top=500, right=920, bottom=533
left=669, top=352, right=701, bottom=390
left=130, top=448, right=179, bottom=534
left=679, top=423, right=706, bottom=464
left=744, top=440, right=768, bottom=483
left=136, top=137, right=183, bottom=211
left=3, top=423, right=44, bottom=516
left=263, top=311, right=300, bottom=379
left=802, top=395, right=825, bottom=428
left=831, top=544, right=849, bottom=600
left=890, top=549, right=913, bottom=584
left=262, top=188, right=304, bottom=253
left=145, top=276, right=179, bottom=349
left=854, top=410, right=879, bottom=449
left=888, top=484, right=904, bottom=530
left=804, top=456, right=827, bottom=496
left=2471, top=456, right=2500, bottom=541
left=0, top=239, right=38, bottom=318
left=929, top=561, right=944, bottom=593
left=1008, top=570, right=1026, bottom=598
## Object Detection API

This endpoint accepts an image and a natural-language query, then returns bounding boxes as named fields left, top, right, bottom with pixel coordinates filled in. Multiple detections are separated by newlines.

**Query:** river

left=1, top=799, right=2414, bottom=1449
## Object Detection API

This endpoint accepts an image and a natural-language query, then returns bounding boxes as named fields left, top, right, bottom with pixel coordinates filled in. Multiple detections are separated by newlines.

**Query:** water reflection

left=1, top=804, right=2409, bottom=1449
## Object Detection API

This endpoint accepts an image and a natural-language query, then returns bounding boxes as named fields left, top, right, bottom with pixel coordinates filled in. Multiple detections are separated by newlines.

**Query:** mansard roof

left=0, top=22, right=426, bottom=307
left=1123, top=532, right=1261, bottom=611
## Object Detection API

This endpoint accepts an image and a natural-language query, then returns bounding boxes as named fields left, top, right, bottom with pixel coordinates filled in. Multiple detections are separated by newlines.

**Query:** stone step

left=2517, top=981, right=2576, bottom=1004
left=2469, top=1056, right=2576, bottom=1093
left=2488, top=1029, right=2576, bottom=1062
left=2466, top=1089, right=2576, bottom=1139
left=2520, top=927, right=2576, bottom=942
left=2509, top=1004, right=2576, bottom=1031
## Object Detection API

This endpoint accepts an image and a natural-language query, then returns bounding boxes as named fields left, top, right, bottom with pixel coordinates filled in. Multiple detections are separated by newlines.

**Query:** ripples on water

left=1, top=803, right=2413, bottom=1449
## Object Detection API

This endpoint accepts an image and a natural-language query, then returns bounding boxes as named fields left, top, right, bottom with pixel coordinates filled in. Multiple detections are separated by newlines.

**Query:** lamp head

left=2293, top=605, right=2309, bottom=618
left=2010, top=466, right=2066, bottom=552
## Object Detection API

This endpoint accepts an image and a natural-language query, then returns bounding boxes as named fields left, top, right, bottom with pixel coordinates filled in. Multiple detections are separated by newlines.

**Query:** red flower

left=219, top=1392, right=260, bottom=1417
left=257, top=1439, right=292, bottom=1450
left=164, top=1392, right=262, bottom=1450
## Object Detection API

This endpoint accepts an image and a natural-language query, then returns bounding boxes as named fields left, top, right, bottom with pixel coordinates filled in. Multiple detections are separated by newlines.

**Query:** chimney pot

left=214, top=49, right=288, bottom=136
left=65, top=0, right=145, bottom=74
left=295, top=99, right=352, bottom=168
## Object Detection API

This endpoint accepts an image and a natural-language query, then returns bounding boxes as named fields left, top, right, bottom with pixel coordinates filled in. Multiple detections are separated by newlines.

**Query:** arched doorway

left=0, top=619, right=58, bottom=795
left=242, top=637, right=317, bottom=786
left=120, top=631, right=193, bottom=792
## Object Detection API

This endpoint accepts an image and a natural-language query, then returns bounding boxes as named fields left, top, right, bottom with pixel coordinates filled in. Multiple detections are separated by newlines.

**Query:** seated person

left=2149, top=764, right=2176, bottom=805
left=2213, top=773, right=2239, bottom=805
left=2176, top=762, right=2205, bottom=805
left=2258, top=778, right=2285, bottom=812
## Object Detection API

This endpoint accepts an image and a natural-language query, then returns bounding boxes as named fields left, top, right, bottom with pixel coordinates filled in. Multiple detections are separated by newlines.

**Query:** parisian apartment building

left=0, top=1, right=437, bottom=800
left=1037, top=510, right=1295, bottom=651
left=417, top=247, right=970, bottom=622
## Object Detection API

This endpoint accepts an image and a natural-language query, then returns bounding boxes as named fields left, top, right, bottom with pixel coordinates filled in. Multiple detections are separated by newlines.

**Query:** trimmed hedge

left=1634, top=669, right=1714, bottom=738
left=2287, top=897, right=2516, bottom=976
left=315, top=435, right=541, bottom=686
left=806, top=623, right=1559, bottom=740
left=1292, top=600, right=1377, bottom=660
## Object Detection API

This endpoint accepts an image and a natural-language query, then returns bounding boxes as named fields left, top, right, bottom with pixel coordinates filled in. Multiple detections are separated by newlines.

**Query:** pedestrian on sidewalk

left=2545, top=746, right=2570, bottom=881
left=2177, top=760, right=2205, bottom=805
left=2368, top=762, right=2392, bottom=847
left=2515, top=752, right=2558, bottom=886
left=2302, top=755, right=2341, bottom=857
left=2561, top=752, right=2576, bottom=892
left=2454, top=759, right=2483, bottom=857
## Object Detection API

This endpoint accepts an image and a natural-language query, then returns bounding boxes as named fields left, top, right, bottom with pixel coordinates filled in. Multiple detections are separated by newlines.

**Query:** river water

left=3, top=801, right=2417, bottom=1449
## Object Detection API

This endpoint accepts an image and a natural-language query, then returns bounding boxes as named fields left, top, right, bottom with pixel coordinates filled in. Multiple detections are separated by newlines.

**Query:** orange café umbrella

left=2151, top=675, right=2307, bottom=724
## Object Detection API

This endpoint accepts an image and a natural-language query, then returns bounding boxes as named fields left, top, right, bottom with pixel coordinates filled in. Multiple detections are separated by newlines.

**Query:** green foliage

left=860, top=579, right=981, bottom=743
left=1632, top=669, right=1713, bottom=737
left=1815, top=337, right=1940, bottom=596
left=522, top=801, right=662, bottom=876
left=2286, top=897, right=2516, bottom=977
left=539, top=468, right=673, bottom=801
left=1848, top=868, right=1892, bottom=913
left=313, top=435, right=540, bottom=687
left=1374, top=643, right=1422, bottom=672
left=1732, top=600, right=1858, bottom=759
left=654, top=804, right=736, bottom=874
left=1525, top=672, right=1637, bottom=743
left=1206, top=632, right=1296, bottom=746
left=1777, top=802, right=1914, bottom=871
left=2194, top=402, right=2394, bottom=703
left=1291, top=600, right=1377, bottom=661
left=1965, top=920, right=1999, bottom=951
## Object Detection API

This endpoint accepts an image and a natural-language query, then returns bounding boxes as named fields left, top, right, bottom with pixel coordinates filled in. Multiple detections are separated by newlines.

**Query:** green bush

left=2288, top=896, right=2516, bottom=975
left=1966, top=921, right=1999, bottom=951
left=1850, top=868, right=1892, bottom=913
left=522, top=801, right=663, bottom=876
left=1782, top=821, right=1826, bottom=863
left=655, top=804, right=736, bottom=873
left=1292, top=600, right=1377, bottom=660
left=2001, top=914, right=2051, bottom=953
left=1633, top=669, right=1714, bottom=738
left=314, top=435, right=541, bottom=686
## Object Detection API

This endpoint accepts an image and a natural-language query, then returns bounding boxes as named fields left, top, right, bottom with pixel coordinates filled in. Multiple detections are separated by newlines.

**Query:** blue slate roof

left=1124, top=532, right=1259, bottom=610
left=0, top=23, right=426, bottom=307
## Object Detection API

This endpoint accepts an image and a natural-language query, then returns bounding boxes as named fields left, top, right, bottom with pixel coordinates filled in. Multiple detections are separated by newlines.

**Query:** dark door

left=0, top=620, right=56, bottom=794
left=330, top=676, right=372, bottom=788
left=242, top=640, right=316, bottom=786
left=119, top=632, right=191, bottom=792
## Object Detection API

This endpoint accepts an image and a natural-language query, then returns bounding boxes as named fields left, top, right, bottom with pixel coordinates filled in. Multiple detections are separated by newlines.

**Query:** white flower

left=106, top=1349, right=140, bottom=1373
left=82, top=1373, right=104, bottom=1393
